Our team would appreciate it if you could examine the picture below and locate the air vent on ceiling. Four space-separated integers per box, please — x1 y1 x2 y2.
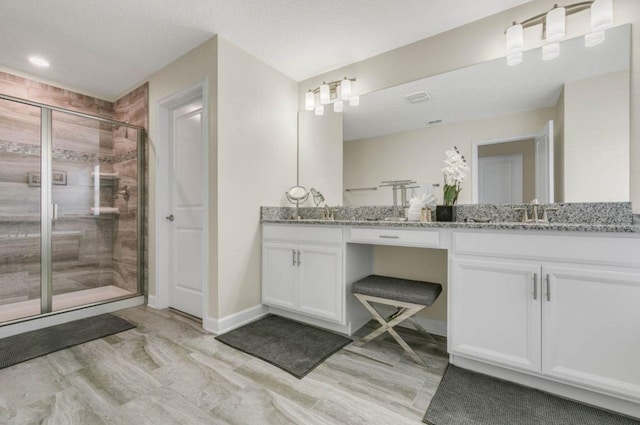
405 91 432 103
426 119 443 126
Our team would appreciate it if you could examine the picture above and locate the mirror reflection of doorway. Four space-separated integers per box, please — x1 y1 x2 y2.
478 153 524 204
474 120 554 204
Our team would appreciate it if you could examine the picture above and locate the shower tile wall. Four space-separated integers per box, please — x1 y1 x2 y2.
112 83 148 294
0 72 147 308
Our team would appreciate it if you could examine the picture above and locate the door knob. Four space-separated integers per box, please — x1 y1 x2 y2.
166 214 174 221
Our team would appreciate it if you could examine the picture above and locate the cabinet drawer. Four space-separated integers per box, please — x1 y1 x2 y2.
452 231 640 266
262 224 343 244
347 227 440 248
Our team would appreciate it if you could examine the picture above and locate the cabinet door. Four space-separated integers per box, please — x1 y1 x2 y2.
262 242 297 310
450 258 542 373
297 245 343 322
542 266 640 400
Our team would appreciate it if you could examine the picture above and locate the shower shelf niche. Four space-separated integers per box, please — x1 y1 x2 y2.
91 171 120 180
90 207 120 215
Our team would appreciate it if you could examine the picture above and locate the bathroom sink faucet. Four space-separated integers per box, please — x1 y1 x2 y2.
322 205 334 220
514 200 557 223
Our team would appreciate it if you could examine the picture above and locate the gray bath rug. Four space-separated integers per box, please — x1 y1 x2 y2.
0 313 135 369
424 365 640 425
215 314 352 378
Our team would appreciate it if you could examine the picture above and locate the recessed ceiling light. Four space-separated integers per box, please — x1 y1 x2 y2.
28 56 50 68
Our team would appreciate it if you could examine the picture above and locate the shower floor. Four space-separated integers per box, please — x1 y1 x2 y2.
0 285 134 323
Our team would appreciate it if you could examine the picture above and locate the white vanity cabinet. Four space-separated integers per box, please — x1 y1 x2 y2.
450 231 640 403
262 225 344 323
450 258 542 373
542 265 640 401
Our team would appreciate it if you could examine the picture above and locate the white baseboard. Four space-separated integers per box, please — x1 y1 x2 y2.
203 304 269 335
268 307 353 335
0 296 144 339
146 295 159 309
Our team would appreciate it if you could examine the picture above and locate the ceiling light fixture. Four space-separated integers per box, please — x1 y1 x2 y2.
405 91 432 103
28 56 50 67
505 0 613 66
305 77 358 115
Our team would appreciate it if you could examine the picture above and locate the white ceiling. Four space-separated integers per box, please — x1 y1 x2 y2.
0 0 533 100
343 25 631 142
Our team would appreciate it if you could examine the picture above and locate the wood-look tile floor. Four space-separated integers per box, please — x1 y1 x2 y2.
0 306 449 424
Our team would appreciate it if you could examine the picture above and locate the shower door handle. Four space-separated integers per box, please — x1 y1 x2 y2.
52 203 58 221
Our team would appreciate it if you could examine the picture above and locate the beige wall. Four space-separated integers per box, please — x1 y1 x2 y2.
564 70 630 202
147 38 220 315
478 139 536 202
301 0 640 213
374 247 448 322
298 111 343 206
216 37 298 317
344 108 554 206
147 37 297 319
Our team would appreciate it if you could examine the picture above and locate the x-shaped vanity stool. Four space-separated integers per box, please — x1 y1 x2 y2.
351 275 442 366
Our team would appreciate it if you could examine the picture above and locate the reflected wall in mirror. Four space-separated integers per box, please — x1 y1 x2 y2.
342 24 630 206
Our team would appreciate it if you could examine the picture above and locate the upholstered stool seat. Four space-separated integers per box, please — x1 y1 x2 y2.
351 274 442 366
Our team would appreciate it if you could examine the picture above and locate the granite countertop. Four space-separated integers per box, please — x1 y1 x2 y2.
260 218 640 233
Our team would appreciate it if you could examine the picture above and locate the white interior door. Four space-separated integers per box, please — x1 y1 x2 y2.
478 154 523 204
535 120 554 203
168 100 204 318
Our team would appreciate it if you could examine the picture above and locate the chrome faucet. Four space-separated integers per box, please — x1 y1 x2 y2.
322 205 335 220
514 200 557 223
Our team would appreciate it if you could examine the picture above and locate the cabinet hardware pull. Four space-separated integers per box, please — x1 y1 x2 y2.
292 249 296 266
378 235 400 239
533 273 538 300
546 274 551 301
297 250 302 266
52 203 58 221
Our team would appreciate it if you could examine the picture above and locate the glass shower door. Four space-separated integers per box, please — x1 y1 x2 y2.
0 98 42 322
50 111 131 311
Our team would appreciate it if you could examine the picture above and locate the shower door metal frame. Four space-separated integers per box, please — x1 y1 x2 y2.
0 93 145 319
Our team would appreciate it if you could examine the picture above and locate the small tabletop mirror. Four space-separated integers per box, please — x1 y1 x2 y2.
286 185 309 204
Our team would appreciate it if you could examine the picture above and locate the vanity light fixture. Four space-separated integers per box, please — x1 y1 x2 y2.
505 0 613 66
305 77 358 115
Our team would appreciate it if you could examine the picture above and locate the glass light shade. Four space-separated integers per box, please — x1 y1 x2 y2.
506 24 524 55
340 78 352 100
591 0 613 32
319 83 330 105
314 105 324 116
305 90 315 111
545 7 566 42
585 31 606 47
333 100 344 113
542 42 560 61
349 96 360 107
507 51 523 66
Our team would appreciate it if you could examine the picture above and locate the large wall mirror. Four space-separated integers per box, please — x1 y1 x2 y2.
336 24 630 207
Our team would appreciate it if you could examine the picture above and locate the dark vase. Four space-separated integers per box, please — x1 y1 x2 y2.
436 205 456 222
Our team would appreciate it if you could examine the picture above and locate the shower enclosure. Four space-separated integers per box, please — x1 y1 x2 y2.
0 94 143 324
